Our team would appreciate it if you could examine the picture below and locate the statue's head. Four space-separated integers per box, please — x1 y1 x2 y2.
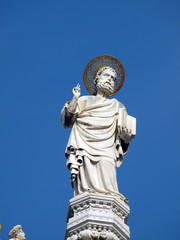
94 66 117 97
9 225 26 240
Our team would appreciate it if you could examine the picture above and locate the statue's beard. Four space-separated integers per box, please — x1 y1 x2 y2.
96 82 114 96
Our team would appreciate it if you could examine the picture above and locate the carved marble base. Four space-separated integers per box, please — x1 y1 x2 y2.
64 193 130 240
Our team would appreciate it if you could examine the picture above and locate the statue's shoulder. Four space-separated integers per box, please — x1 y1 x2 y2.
78 95 96 104
111 98 126 109
78 95 94 101
77 95 94 111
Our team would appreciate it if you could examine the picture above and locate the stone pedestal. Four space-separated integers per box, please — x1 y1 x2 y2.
65 193 130 240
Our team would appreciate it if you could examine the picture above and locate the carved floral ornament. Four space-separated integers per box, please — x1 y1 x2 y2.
67 228 122 240
83 55 125 96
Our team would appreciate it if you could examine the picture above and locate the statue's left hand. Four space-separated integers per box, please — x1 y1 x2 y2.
119 126 132 143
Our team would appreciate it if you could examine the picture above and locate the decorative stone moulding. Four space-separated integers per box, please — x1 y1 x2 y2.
65 193 130 240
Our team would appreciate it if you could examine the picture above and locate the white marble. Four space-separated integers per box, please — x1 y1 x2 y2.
65 193 130 240
61 67 136 202
9 225 26 240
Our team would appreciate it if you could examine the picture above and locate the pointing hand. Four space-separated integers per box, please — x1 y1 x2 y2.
72 83 81 98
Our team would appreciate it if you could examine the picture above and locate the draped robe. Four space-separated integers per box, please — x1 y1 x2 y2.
61 95 130 201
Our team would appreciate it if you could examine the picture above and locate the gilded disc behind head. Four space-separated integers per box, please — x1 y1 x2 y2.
83 55 125 96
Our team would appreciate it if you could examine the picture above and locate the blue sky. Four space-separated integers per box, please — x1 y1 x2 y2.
0 0 180 239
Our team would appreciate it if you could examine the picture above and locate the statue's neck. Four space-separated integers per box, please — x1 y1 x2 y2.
96 90 109 99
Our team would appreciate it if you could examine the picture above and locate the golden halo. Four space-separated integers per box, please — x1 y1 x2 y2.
83 55 125 96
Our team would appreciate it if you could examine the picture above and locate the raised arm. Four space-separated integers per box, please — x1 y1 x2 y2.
61 84 81 128
67 84 81 113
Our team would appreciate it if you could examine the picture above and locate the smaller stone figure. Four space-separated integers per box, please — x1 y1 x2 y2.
9 225 26 240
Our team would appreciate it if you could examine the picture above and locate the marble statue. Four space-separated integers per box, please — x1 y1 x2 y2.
9 225 26 240
61 56 136 203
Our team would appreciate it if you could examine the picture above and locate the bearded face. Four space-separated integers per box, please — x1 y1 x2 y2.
16 230 26 240
95 67 116 96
